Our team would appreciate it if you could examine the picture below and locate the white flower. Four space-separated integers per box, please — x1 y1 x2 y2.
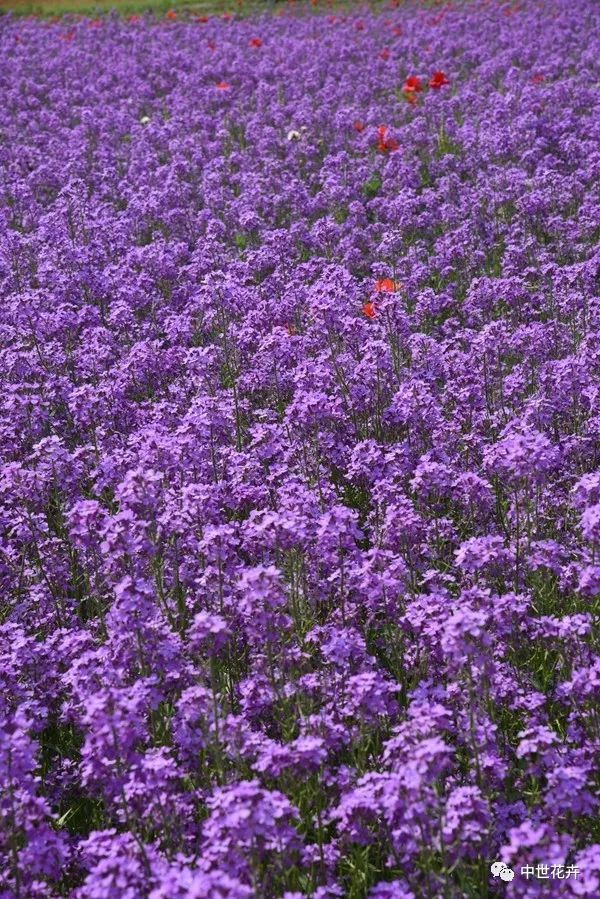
140 116 151 125
287 129 301 142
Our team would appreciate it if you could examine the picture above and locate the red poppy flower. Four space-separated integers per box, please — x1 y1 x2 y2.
532 73 545 84
376 126 399 153
392 26 403 36
379 48 391 61
250 37 263 47
375 278 399 293
430 71 450 89
403 75 423 94
216 81 231 90
195 15 209 23
222 12 233 20
354 120 365 132
363 302 377 319
128 14 140 23
165 10 177 20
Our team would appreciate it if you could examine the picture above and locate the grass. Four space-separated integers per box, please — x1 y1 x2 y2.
0 0 378 18
3 0 258 16
0 0 439 20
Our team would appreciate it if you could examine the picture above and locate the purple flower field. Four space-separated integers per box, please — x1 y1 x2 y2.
1 1 600 895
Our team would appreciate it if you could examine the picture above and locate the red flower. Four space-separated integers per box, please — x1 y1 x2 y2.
222 12 233 21
375 278 399 293
392 26 403 36
429 71 450 89
363 302 377 319
128 14 140 23
216 81 231 90
195 15 209 23
355 21 365 31
376 125 399 153
249 37 263 47
354 120 365 132
403 75 423 94
165 10 177 20
379 48 391 61
532 73 545 84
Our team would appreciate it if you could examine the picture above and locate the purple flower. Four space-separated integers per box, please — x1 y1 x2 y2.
2 3 600 895
201 780 301 883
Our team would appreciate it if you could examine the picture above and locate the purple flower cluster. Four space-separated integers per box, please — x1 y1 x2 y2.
1 1 600 895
